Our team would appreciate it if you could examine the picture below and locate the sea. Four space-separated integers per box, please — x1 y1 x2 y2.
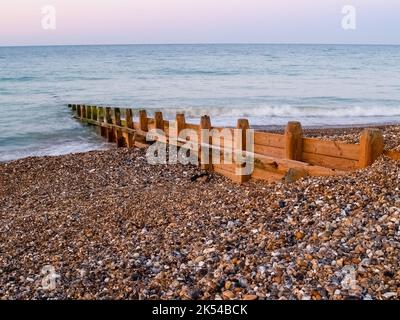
1 44 400 162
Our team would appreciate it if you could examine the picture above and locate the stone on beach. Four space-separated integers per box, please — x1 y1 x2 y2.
0 126 399 300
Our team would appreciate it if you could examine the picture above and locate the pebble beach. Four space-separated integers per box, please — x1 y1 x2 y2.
0 125 399 300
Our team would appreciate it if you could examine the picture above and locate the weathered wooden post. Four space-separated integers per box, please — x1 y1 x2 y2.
125 108 135 148
359 128 384 168
76 104 81 118
114 108 125 147
284 121 303 161
86 105 92 121
200 115 212 171
81 105 86 120
133 110 148 147
139 110 149 132
72 104 77 112
98 107 107 138
105 107 115 143
97 106 104 122
235 119 252 183
154 111 164 131
92 106 98 122
176 114 186 136
98 107 107 137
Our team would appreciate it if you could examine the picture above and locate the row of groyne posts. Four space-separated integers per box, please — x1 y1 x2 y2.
68 103 395 183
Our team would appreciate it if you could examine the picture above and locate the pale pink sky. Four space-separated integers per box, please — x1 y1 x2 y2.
0 0 399 46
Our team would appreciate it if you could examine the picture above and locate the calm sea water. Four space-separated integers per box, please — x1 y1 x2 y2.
1 44 400 162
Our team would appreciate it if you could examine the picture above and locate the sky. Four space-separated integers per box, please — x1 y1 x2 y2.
0 0 399 46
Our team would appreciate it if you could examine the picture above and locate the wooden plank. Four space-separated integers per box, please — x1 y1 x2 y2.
254 132 285 148
213 163 236 173
254 154 346 176
186 123 200 131
252 168 284 182
134 141 149 148
305 165 345 177
384 149 400 161
253 144 284 158
303 138 360 161
302 152 358 171
213 166 244 183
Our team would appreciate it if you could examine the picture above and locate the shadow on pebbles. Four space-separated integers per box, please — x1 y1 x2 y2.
0 146 399 300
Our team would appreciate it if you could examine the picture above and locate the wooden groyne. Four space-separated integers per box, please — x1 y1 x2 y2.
68 104 393 183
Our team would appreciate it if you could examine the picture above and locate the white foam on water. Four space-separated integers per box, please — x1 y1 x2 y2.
144 105 400 126
0 141 110 163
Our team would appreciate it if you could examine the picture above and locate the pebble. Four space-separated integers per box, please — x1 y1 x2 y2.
382 292 397 299
0 132 399 300
243 295 258 300
222 291 235 300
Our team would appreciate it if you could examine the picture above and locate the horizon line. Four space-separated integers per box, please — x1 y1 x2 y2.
1 41 400 48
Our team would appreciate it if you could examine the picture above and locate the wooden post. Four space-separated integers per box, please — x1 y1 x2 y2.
92 106 98 122
105 107 115 143
135 110 149 147
98 106 104 122
176 113 186 135
139 110 148 132
81 104 86 120
359 128 384 168
125 108 135 148
154 111 164 131
284 121 303 161
235 119 251 183
86 105 92 121
114 108 125 147
200 115 212 171
91 105 98 135
76 104 81 118
98 107 107 138
71 104 77 112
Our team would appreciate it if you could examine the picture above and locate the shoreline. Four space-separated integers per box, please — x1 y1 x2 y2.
2 123 400 164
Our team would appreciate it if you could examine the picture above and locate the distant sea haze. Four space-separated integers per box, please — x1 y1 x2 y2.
0 44 400 162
